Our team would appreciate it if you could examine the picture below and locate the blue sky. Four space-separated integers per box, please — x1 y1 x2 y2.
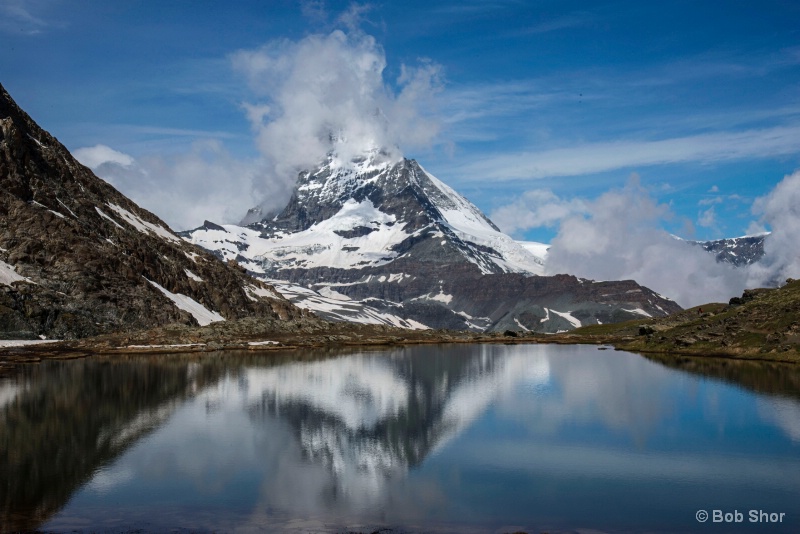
2 0 800 243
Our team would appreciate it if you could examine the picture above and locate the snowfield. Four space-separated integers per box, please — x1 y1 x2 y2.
186 155 549 276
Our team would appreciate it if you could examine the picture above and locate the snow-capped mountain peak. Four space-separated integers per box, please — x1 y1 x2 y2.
213 153 546 276
184 151 679 332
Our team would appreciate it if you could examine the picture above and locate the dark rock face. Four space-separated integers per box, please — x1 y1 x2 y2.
0 83 302 339
275 261 681 332
693 235 766 266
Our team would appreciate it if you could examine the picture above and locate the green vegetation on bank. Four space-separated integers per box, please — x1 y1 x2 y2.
570 279 800 363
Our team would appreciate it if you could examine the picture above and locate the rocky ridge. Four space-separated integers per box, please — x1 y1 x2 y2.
0 82 304 339
693 234 766 266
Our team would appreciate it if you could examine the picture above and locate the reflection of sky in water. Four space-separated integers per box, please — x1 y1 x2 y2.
41 345 800 533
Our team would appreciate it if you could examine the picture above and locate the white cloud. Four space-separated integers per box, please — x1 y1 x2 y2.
335 2 375 32
544 178 748 307
300 0 327 23
698 196 723 206
746 170 800 286
0 0 50 34
708 185 720 193
75 21 444 231
81 141 285 231
506 170 800 308
74 144 135 169
697 206 717 228
489 189 586 237
451 125 800 183
231 28 443 180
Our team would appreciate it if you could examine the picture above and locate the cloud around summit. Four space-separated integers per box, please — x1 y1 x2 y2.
76 19 444 230
232 27 443 178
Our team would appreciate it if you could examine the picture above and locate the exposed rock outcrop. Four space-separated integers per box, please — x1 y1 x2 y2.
0 83 303 339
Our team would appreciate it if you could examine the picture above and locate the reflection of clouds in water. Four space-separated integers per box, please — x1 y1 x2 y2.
431 345 550 455
0 380 22 410
86 466 135 493
460 440 800 490
758 397 800 442
496 349 674 446
91 382 291 497
241 355 409 430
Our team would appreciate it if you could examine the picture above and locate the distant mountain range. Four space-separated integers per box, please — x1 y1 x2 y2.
0 83 303 340
691 234 766 266
185 152 682 332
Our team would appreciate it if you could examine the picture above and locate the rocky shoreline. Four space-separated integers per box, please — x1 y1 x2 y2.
0 318 582 375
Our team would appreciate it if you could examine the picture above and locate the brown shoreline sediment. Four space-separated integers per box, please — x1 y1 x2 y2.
0 319 610 377
1 327 796 379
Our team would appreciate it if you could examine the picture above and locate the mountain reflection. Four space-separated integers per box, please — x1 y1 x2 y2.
0 356 227 531
242 346 550 500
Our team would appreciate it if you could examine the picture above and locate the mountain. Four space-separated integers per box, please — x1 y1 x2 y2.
692 234 767 266
0 82 303 339
185 152 682 332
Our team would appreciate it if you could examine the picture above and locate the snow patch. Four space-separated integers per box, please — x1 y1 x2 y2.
57 199 78 218
549 309 582 329
184 251 201 263
271 280 428 329
0 260 32 286
188 199 410 271
126 344 205 349
107 203 180 243
184 269 203 282
516 240 550 262
0 339 58 347
622 307 652 317
427 289 453 304
95 207 124 230
317 286 352 301
540 308 551 323
244 284 281 301
145 278 224 326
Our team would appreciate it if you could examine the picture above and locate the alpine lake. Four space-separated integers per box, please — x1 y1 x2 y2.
2 343 799 533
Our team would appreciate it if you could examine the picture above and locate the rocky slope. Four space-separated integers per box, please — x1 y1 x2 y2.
0 82 304 339
572 278 800 362
185 152 682 332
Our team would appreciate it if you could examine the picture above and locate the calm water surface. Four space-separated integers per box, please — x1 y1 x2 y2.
1 344 799 533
